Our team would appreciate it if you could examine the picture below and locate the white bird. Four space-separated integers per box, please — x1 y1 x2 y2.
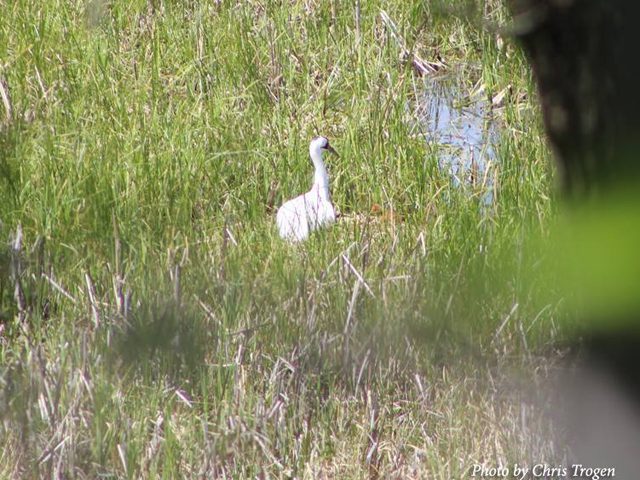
276 136 339 242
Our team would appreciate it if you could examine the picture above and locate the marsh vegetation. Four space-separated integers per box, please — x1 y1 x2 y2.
0 0 565 477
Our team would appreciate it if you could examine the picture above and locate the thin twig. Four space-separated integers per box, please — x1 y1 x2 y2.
85 272 100 327
493 302 519 342
10 225 27 312
341 254 375 297
355 0 362 52
42 273 77 305
173 263 182 306
194 294 219 324
344 279 362 334
112 210 124 314
0 75 13 122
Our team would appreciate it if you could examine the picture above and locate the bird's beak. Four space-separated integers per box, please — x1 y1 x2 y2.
326 144 340 158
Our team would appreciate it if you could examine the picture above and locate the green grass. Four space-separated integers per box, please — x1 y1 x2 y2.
0 0 564 477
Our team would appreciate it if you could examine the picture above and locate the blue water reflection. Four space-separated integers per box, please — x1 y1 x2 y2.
412 75 499 205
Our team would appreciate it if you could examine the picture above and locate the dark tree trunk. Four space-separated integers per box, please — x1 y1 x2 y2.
510 0 640 196
509 1 640 474
510 0 640 397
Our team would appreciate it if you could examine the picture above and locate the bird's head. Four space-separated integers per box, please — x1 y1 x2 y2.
310 136 339 159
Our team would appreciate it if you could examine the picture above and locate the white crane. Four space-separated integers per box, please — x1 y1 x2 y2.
276 136 339 242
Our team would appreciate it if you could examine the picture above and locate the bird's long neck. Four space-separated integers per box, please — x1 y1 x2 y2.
311 150 331 201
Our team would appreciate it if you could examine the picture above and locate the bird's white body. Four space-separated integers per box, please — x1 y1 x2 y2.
276 186 336 242
276 137 337 242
